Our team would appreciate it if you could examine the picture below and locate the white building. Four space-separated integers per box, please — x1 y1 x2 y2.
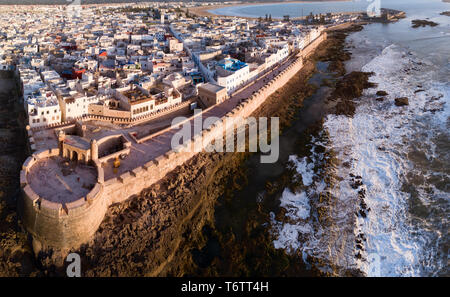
216 58 250 94
25 88 61 128
59 91 100 121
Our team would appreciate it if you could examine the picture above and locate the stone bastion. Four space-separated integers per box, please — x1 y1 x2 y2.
19 32 327 251
20 148 107 250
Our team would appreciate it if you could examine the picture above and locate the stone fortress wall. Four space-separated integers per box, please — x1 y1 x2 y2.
20 148 106 249
21 32 327 250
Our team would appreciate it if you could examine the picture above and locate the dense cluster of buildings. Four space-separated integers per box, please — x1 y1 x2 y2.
0 2 338 128
170 17 325 95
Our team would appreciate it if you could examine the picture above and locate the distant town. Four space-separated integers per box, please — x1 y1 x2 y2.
0 2 402 131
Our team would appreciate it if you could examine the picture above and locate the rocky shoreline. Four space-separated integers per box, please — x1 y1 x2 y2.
255 24 383 276
0 24 367 277
70 54 321 277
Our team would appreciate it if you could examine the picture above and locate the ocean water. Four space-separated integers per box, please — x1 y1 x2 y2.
210 0 450 19
220 0 449 276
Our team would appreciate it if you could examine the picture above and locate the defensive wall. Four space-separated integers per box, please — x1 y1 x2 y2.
20 148 106 249
21 33 327 250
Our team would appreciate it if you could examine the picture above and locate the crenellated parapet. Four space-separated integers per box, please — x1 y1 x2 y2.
19 33 327 251
20 148 106 250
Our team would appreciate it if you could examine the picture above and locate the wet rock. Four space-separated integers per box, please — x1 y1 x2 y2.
431 94 443 101
360 200 368 210
395 97 409 106
359 210 367 218
330 71 377 116
376 97 385 102
358 189 366 198
376 90 388 96
411 19 439 28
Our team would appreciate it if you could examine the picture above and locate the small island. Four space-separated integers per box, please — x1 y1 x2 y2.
411 19 439 28
440 11 450 16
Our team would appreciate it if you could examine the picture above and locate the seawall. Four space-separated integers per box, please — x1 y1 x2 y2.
21 33 327 250
20 148 105 250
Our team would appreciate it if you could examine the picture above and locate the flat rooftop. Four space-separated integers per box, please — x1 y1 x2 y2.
65 135 90 150
199 83 226 93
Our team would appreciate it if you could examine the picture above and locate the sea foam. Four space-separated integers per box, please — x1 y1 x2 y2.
272 43 449 276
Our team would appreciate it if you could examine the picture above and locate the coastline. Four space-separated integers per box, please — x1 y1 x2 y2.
252 24 376 276
2 20 365 276
4 27 332 276
69 25 365 277
190 0 353 19
76 48 322 277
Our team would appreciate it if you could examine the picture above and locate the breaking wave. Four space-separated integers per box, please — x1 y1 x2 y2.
272 44 449 276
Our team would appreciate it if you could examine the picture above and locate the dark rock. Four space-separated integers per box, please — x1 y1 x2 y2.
376 90 388 96
331 71 376 116
394 97 409 106
411 19 439 28
376 97 384 101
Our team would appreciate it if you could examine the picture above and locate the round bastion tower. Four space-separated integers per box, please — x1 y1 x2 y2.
20 145 106 251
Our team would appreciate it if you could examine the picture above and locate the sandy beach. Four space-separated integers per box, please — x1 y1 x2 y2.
190 0 350 19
